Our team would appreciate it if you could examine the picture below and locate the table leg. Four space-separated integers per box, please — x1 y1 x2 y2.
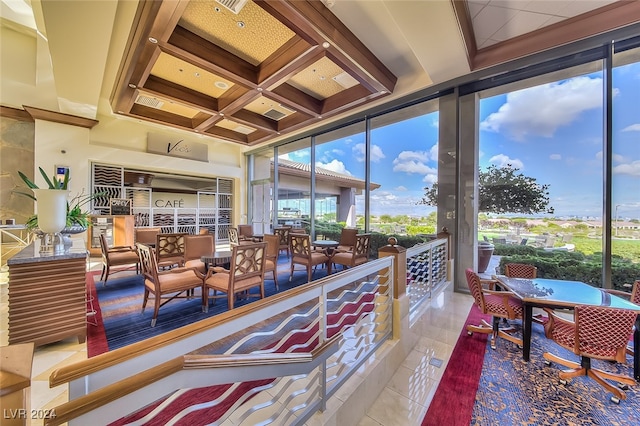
634 315 639 382
522 304 532 361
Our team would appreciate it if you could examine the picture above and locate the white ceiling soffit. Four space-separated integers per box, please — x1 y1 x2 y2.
33 0 119 119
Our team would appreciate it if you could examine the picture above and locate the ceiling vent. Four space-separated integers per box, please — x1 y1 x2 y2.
215 0 248 14
135 95 164 109
332 71 359 89
233 124 255 134
263 108 287 121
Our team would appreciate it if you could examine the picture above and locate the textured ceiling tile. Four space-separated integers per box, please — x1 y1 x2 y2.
287 57 353 100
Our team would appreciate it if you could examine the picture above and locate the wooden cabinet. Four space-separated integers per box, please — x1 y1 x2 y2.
7 239 88 347
87 215 135 256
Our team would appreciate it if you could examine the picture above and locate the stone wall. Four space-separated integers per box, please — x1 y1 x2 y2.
0 116 34 224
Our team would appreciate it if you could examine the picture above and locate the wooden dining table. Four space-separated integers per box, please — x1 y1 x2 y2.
200 250 233 270
494 276 640 381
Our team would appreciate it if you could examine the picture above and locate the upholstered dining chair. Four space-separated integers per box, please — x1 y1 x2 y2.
542 305 637 403
135 227 161 246
155 233 186 270
99 233 139 285
331 233 371 272
228 227 240 247
238 224 260 242
336 228 358 253
263 234 280 290
202 242 267 311
465 268 524 349
274 226 292 258
504 263 537 279
289 233 331 283
605 280 640 356
136 243 205 327
184 233 215 275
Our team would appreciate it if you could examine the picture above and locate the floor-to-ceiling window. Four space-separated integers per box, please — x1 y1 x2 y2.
314 122 366 239
275 138 312 231
612 45 640 286
369 99 440 237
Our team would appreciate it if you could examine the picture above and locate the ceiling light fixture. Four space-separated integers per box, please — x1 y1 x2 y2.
194 72 200 77
322 42 330 49
237 21 245 28
148 37 158 44
257 87 263 92
214 81 229 89
128 83 137 89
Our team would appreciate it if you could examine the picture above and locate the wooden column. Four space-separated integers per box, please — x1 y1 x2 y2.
378 237 407 299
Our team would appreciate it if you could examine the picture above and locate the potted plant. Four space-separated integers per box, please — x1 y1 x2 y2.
16 167 100 234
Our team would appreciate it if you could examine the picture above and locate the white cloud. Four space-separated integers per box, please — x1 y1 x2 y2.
613 160 640 176
595 151 627 163
353 143 385 162
392 150 436 175
488 154 524 169
550 154 561 160
480 76 614 141
316 159 351 175
622 124 640 132
395 186 408 191
429 144 438 161
423 173 438 184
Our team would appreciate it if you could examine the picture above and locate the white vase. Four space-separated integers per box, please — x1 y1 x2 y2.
33 189 68 234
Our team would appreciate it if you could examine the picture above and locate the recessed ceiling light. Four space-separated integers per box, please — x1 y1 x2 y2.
194 72 200 77
128 83 137 89
237 21 245 28
214 6 221 12
148 37 158 44
257 87 263 92
214 81 229 89
220 113 224 116
322 42 330 49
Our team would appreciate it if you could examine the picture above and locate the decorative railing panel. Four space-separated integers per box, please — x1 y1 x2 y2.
406 238 449 317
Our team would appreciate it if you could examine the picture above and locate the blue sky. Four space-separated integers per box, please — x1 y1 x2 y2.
280 60 639 220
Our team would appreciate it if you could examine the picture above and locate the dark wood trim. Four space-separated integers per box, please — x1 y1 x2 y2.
0 105 33 122
22 106 98 129
451 0 476 68
129 103 195 129
472 1 640 70
144 75 219 114
269 83 322 116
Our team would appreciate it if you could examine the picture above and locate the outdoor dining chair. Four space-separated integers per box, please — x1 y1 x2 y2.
604 280 640 357
263 234 280 290
542 305 637 403
331 233 371 272
274 226 292 258
336 228 358 253
136 243 205 327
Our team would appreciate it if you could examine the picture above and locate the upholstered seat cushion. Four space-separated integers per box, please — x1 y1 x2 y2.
484 294 524 318
293 252 329 266
332 251 366 266
205 272 262 292
110 251 140 263
144 269 203 293
184 259 206 274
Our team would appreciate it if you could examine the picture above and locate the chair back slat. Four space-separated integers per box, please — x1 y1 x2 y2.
465 268 486 312
290 233 311 258
231 243 266 279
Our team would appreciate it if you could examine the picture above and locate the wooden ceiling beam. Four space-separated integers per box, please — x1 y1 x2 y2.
269 83 322 116
231 110 278 133
144 75 219 114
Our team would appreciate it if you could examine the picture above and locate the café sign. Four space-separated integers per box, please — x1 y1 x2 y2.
147 133 208 162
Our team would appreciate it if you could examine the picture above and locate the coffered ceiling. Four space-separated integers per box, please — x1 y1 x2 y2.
111 0 397 147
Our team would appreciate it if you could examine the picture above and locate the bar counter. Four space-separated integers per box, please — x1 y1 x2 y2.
7 238 88 347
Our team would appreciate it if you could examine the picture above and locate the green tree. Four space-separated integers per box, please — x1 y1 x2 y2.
419 164 553 215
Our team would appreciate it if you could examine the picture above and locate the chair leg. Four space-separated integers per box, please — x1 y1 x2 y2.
307 265 312 283
100 265 106 283
587 370 628 401
272 270 279 290
151 293 161 327
227 292 234 310
103 264 111 286
202 287 208 313
141 288 149 312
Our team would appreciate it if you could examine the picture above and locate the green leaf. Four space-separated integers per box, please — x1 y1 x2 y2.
39 167 56 189
17 171 39 189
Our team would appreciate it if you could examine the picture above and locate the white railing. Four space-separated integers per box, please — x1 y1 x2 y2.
406 238 449 319
49 257 393 426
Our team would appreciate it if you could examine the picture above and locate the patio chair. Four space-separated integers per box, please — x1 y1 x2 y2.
99 233 139 285
136 243 205 327
202 242 267 311
465 268 524 350
289 233 331 283
542 305 637 403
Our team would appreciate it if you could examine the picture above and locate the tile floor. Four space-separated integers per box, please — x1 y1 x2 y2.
1 258 475 426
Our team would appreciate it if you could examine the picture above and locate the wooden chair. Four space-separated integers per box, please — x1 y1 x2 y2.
99 233 139 285
542 305 637 403
203 242 267 311
336 228 358 252
136 243 205 327
134 227 161 246
331 233 371 272
289 233 331 283
263 234 280 290
274 226 292 258
228 227 240 247
238 224 260 242
184 234 215 275
156 233 186 269
465 268 524 349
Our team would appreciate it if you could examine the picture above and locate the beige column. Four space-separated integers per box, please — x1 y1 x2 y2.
0 342 34 426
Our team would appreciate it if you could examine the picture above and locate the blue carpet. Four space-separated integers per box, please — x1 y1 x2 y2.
471 320 639 424
94 255 330 351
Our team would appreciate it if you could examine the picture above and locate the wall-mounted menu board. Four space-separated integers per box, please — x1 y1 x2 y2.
109 198 132 215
